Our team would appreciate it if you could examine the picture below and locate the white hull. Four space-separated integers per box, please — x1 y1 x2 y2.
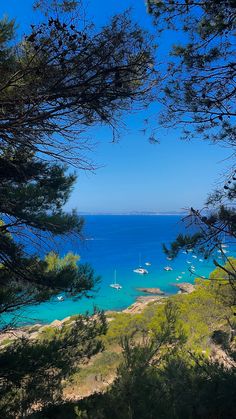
110 284 122 290
133 268 148 274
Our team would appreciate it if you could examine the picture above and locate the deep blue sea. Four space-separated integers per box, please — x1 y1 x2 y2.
8 215 234 325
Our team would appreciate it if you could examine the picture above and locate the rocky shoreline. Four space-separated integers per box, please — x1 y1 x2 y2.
0 283 195 345
0 316 74 347
122 295 165 314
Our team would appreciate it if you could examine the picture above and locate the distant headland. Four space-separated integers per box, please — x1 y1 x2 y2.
79 211 188 216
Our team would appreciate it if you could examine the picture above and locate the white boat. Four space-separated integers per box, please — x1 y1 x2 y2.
57 296 64 301
164 266 173 271
188 249 193 252
182 271 185 274
167 257 173 261
182 251 187 255
192 255 197 259
110 270 122 290
187 261 191 264
133 267 148 274
199 259 203 262
110 283 122 290
133 254 148 274
145 262 151 266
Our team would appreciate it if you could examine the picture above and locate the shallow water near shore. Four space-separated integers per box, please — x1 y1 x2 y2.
5 215 235 326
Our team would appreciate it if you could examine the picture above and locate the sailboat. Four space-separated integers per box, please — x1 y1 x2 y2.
133 253 148 274
110 270 122 290
164 266 173 271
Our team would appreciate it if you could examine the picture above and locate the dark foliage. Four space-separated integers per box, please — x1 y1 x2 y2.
147 0 236 286
147 0 236 146
0 2 156 322
30 302 236 419
0 6 155 167
0 312 107 417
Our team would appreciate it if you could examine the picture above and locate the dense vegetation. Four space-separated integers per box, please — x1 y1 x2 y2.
0 312 107 417
17 261 235 418
0 0 155 324
0 0 155 416
148 0 236 279
148 0 236 145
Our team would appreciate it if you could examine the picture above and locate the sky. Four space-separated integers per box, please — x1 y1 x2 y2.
0 0 232 213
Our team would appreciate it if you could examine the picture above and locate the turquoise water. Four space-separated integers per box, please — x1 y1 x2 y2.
6 215 234 325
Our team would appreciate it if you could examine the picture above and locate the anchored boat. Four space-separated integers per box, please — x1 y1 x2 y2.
110 270 122 290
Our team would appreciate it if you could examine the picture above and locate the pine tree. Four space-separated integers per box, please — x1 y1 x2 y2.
0 3 155 414
0 4 155 325
147 0 236 281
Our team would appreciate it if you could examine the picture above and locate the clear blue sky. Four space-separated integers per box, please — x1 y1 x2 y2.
0 0 231 213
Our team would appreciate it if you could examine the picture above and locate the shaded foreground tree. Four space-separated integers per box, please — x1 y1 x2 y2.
143 6 236 414
0 2 156 415
147 0 236 144
73 351 236 419
0 312 107 417
0 1 155 323
147 0 236 284
1 3 155 167
29 299 236 419
0 149 100 326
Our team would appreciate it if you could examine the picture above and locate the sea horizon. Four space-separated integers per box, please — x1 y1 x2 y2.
78 211 188 216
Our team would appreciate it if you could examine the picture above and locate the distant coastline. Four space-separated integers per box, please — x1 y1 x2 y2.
79 212 188 216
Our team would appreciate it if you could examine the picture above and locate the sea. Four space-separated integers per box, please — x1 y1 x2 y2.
6 215 234 326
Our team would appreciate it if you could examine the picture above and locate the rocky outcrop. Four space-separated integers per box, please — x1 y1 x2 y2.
175 282 195 294
136 287 165 295
123 296 164 314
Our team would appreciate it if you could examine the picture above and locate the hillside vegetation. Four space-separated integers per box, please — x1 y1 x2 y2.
2 260 235 418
